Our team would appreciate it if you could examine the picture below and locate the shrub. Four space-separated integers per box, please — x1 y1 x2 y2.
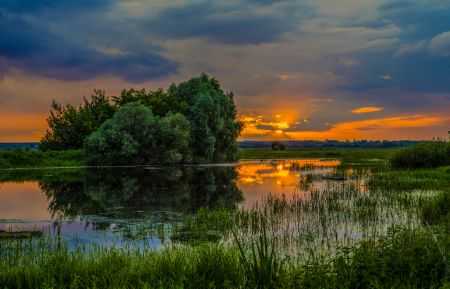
390 142 450 169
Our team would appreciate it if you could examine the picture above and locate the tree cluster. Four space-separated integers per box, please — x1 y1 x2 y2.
40 75 243 165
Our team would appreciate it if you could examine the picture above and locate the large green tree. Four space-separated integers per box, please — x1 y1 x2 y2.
85 102 191 165
41 74 242 164
40 90 115 150
167 74 243 162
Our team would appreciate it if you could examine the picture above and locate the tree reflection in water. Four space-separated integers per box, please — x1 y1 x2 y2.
39 166 243 241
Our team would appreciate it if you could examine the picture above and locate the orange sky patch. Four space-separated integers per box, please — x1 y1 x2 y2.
0 113 47 142
351 106 384 114
241 114 449 140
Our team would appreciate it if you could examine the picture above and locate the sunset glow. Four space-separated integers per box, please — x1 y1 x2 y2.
1 1 450 141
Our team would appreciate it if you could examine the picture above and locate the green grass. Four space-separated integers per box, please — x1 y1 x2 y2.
0 225 448 289
0 149 83 169
239 147 401 165
0 147 400 171
390 142 450 169
1 147 450 288
1 184 449 288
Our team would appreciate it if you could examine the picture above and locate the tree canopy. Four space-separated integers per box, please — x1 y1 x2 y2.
40 74 243 164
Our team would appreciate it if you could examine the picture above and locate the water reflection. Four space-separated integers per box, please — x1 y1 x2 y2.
236 159 341 208
43 167 242 220
0 159 342 247
0 182 51 221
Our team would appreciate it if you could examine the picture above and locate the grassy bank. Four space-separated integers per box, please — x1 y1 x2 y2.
0 149 83 169
0 147 398 171
239 147 400 165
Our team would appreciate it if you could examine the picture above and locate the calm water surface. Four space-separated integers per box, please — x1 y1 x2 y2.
0 159 358 248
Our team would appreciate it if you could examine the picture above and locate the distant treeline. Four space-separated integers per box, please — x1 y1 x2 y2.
240 140 421 149
0 143 39 150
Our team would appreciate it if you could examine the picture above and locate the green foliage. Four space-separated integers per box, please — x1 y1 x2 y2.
39 74 242 164
167 74 243 162
112 88 184 117
40 90 116 150
239 147 400 166
234 216 286 289
1 227 449 289
421 190 450 226
329 228 449 289
390 141 450 169
85 102 191 165
368 167 450 192
0 149 83 169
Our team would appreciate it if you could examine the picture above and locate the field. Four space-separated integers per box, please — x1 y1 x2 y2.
0 146 449 288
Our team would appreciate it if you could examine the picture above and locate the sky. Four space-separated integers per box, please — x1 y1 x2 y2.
1 0 450 141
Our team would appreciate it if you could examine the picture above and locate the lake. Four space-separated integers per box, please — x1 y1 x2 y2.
0 159 420 252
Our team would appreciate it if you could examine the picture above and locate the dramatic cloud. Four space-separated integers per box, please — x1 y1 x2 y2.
0 3 177 82
1 0 450 141
144 1 307 44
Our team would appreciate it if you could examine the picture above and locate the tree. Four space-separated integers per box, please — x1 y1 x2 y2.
85 102 191 165
167 74 243 162
112 88 186 117
271 142 286 151
40 74 242 164
40 90 115 150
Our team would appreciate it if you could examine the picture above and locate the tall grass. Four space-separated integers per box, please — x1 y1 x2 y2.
1 226 448 289
1 190 449 288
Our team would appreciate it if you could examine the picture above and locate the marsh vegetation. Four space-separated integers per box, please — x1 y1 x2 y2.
0 144 449 288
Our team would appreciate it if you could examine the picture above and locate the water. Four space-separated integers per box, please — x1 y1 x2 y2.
0 159 419 250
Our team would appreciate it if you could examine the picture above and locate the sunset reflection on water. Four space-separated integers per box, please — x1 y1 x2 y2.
236 159 341 208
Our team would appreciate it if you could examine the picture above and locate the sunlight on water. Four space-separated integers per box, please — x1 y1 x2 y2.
236 159 340 208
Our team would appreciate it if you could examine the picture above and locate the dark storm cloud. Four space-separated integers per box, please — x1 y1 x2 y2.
0 0 112 14
0 1 177 82
334 1 450 100
381 2 450 41
145 2 305 44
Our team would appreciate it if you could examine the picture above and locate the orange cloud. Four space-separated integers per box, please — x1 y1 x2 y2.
241 114 449 140
351 106 384 114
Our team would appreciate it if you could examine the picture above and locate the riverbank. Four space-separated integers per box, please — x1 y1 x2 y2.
0 147 401 170
0 149 83 169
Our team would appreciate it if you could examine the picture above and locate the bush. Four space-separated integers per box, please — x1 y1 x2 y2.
390 142 450 169
271 142 286 151
85 102 191 165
